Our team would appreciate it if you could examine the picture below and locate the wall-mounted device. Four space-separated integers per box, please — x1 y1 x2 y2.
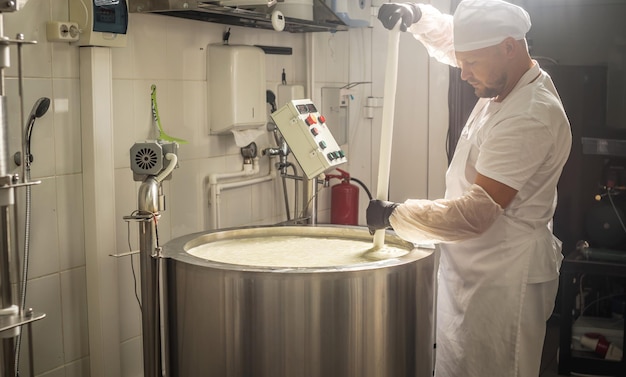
271 99 347 179
207 44 266 134
130 140 178 181
69 0 128 47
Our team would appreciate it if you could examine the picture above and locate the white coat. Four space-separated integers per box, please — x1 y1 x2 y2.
395 4 572 377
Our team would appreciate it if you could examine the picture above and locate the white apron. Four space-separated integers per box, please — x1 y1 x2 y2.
434 101 558 377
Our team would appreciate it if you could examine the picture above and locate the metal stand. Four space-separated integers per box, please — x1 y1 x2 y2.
0 310 46 377
0 10 45 376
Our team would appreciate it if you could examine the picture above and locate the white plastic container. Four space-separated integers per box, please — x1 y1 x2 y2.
207 44 266 134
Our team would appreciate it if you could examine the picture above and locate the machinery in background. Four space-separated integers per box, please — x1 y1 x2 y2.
270 99 346 180
124 140 179 377
269 98 352 224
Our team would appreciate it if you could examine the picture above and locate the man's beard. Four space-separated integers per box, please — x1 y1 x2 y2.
475 86 499 98
473 73 506 99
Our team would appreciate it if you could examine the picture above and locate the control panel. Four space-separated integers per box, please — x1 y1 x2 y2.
271 99 347 179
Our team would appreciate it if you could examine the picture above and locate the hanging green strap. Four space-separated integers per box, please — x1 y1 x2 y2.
150 84 188 144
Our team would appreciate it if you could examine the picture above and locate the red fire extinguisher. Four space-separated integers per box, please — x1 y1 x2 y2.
326 168 359 225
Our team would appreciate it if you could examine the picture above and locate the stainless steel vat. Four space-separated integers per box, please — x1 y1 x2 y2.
162 225 435 377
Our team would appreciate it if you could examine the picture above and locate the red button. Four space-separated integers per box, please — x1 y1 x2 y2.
310 127 319 136
305 114 317 126
318 115 326 123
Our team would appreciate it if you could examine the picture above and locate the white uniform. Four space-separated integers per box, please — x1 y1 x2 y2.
392 4 572 377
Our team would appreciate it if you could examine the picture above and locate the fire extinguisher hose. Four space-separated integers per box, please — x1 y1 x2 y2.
350 177 373 200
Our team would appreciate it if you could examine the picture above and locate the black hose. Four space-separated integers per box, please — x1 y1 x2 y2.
350 177 373 200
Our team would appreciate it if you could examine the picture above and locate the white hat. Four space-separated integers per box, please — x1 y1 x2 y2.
453 0 531 52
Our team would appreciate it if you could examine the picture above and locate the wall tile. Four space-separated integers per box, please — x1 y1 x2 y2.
53 77 82 175
117 255 142 342
56 173 85 270
113 79 136 169
176 80 210 160
60 267 89 362
37 366 65 377
22 273 64 376
120 337 143 377
64 357 91 377
114 168 139 253
3 0 53 79
164 17 214 81
170 156 227 235
128 14 169 80
24 176 61 279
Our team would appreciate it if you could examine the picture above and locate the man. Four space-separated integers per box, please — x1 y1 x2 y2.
368 1 572 377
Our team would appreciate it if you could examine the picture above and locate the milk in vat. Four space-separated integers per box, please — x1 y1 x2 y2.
187 236 409 267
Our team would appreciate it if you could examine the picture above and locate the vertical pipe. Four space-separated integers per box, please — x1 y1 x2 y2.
0 15 5 96
16 34 25 185
0 94 17 376
138 177 163 377
0 206 16 376
139 220 161 377
302 177 318 224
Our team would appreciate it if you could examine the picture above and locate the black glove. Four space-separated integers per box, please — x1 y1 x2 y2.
366 200 399 235
377 3 422 32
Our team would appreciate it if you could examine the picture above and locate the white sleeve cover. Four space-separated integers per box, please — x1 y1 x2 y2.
389 184 504 244
407 4 457 67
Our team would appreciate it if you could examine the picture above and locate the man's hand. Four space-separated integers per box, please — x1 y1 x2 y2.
366 200 399 234
377 3 422 32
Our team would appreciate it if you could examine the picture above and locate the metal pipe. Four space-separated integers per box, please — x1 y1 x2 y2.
302 177 318 224
138 177 163 377
0 93 18 376
16 33 25 185
139 218 161 377
0 204 16 376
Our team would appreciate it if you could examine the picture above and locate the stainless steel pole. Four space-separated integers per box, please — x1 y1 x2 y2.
138 177 163 377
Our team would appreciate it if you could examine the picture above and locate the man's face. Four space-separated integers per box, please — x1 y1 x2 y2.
455 43 507 98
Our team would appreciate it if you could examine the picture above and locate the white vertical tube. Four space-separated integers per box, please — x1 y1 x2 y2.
373 28 401 249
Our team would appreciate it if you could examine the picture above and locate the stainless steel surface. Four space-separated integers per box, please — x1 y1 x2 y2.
0 311 45 333
139 217 163 377
162 225 435 377
138 177 166 377
128 0 349 33
138 177 160 214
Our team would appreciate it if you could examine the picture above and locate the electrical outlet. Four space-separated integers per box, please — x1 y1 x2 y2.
46 21 80 42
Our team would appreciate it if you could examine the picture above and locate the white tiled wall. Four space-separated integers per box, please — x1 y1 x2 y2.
1 1 439 376
1 0 353 375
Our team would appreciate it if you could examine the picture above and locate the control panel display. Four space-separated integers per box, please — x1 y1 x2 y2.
271 99 346 179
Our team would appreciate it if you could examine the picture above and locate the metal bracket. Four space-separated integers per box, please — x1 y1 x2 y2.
123 213 158 222
0 174 41 190
109 250 140 258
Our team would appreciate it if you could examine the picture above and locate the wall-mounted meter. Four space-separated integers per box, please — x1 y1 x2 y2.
69 0 128 47
271 99 347 179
